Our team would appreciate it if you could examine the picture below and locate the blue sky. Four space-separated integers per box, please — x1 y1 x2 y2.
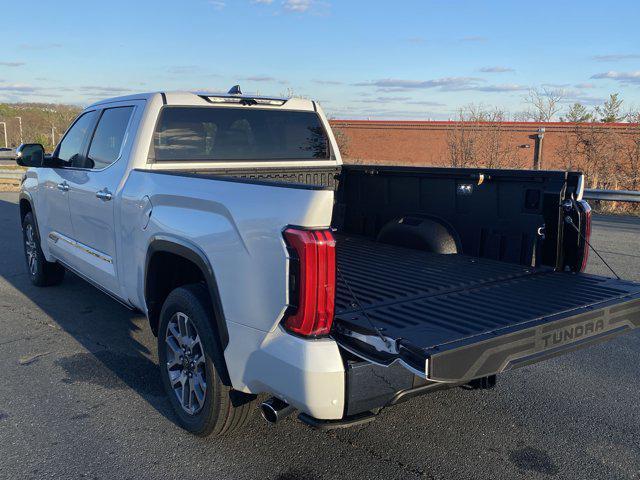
1 0 640 119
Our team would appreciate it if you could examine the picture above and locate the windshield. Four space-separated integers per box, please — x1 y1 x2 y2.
153 106 330 161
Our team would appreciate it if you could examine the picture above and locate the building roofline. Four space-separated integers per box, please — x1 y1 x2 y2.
329 119 639 127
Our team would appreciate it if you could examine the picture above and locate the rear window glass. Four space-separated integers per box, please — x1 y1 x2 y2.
153 107 330 161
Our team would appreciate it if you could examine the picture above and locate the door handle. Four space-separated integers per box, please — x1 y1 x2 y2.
57 182 69 192
96 188 113 201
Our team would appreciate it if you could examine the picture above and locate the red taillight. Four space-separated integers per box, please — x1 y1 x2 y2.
283 228 336 337
579 201 592 272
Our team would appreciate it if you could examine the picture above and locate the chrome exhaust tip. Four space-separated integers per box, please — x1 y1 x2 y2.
260 397 295 424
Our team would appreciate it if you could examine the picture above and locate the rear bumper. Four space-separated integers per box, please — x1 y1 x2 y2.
344 360 459 416
423 296 640 382
224 321 345 420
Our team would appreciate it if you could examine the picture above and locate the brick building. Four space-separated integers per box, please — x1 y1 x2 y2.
329 120 639 179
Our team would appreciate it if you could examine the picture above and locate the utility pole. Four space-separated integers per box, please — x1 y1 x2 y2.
51 125 56 146
0 122 7 148
15 117 23 144
533 127 545 170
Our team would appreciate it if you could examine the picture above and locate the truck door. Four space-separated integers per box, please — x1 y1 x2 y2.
41 111 97 265
65 103 137 297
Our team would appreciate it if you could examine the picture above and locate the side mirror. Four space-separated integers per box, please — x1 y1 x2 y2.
16 143 45 167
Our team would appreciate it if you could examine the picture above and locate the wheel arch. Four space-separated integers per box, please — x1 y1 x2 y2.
19 193 44 250
377 214 462 254
19 192 35 226
144 237 230 358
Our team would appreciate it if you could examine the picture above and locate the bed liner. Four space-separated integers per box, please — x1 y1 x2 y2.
333 234 640 382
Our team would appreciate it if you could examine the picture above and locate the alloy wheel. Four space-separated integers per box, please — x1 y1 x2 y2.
24 224 38 276
165 312 207 415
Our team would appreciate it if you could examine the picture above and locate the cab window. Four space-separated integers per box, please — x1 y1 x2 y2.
86 107 134 170
56 111 97 166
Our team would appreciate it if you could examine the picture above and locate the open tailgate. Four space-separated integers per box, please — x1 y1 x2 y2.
332 235 640 383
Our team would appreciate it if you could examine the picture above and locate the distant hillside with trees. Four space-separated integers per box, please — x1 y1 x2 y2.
0 103 82 151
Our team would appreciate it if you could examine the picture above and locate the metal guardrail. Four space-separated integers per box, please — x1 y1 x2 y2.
584 189 640 203
0 168 24 181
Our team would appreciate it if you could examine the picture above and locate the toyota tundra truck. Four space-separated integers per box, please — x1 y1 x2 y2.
16 88 640 436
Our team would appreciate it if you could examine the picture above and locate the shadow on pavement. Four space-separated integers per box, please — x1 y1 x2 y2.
0 196 177 424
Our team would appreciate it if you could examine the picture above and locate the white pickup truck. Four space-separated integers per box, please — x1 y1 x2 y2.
17 89 640 436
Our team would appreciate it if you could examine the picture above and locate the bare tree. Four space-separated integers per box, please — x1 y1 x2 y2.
512 110 534 122
332 126 351 159
572 123 623 189
622 111 640 191
523 87 564 122
447 104 515 168
475 108 513 168
447 107 478 167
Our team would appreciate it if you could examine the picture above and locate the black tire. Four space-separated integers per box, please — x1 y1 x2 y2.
22 212 65 287
157 283 255 436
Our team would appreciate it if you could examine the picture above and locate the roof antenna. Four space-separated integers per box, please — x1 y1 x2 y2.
228 85 242 95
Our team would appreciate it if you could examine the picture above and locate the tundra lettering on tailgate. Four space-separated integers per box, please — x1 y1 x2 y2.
538 317 605 349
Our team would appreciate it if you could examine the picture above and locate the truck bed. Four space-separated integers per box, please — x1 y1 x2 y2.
333 234 640 381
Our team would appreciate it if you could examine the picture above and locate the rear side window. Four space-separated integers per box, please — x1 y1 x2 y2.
153 107 330 161
87 106 134 170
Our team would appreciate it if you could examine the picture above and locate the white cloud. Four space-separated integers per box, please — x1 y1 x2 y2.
560 89 606 106
407 100 446 106
591 71 640 84
283 0 312 12
313 79 343 85
208 0 226 10
242 75 288 84
472 84 528 92
77 86 133 94
352 77 531 95
592 54 640 62
244 75 276 82
0 83 41 93
253 0 325 14
542 83 570 88
327 105 449 120
479 66 514 73
357 96 411 104
353 77 484 91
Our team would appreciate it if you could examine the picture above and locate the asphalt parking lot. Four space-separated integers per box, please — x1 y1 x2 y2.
1 191 639 480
